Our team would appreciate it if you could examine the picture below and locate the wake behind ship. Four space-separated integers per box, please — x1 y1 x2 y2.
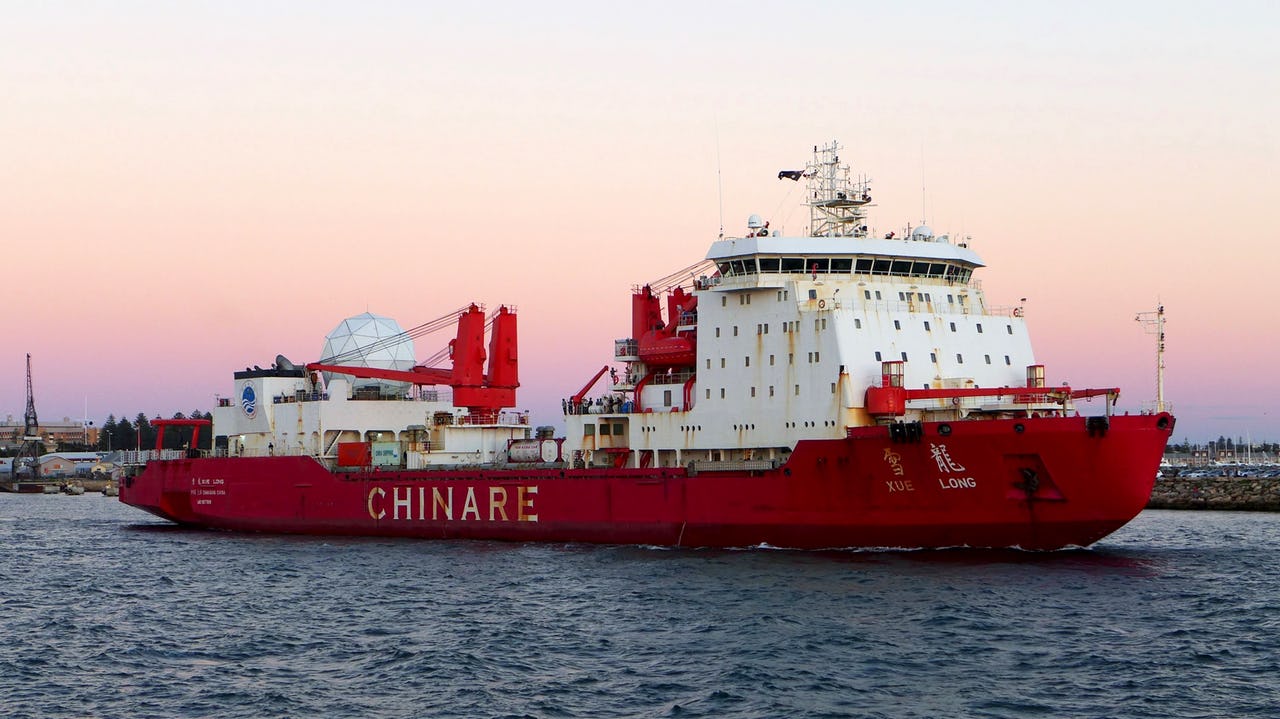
120 142 1174 550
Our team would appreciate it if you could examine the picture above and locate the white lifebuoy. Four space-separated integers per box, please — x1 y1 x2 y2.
818 299 826 309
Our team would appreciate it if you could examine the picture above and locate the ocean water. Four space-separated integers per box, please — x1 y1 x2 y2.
1 495 1277 719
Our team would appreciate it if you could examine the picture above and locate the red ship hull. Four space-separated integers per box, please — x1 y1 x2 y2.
120 413 1173 550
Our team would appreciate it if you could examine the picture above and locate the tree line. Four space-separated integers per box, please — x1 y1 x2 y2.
96 411 214 452
1166 437 1280 455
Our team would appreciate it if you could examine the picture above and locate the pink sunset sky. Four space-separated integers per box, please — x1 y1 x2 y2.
3 2 1277 443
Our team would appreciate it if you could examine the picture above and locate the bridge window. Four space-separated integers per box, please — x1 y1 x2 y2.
760 257 781 272
831 258 852 272
781 257 805 272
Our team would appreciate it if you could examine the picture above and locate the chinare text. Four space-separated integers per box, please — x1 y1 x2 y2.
367 485 538 522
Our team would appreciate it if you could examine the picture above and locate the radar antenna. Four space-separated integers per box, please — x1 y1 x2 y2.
804 141 873 238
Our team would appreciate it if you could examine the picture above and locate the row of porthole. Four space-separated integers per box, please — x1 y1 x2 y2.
648 421 845 432
933 423 1025 436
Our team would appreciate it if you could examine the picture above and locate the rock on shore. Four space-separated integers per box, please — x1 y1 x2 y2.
1147 476 1280 511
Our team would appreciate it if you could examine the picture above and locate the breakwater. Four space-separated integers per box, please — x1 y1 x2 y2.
1148 476 1280 511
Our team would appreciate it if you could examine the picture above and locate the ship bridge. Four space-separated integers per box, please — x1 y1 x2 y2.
705 235 983 285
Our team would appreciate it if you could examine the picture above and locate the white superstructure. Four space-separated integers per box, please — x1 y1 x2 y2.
563 142 1045 469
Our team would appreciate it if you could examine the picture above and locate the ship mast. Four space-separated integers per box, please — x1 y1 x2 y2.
1134 305 1166 413
805 141 873 238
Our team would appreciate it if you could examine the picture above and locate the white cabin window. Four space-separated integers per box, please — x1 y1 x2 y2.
720 358 726 368
901 352 908 361
715 327 721 338
794 384 800 396
924 321 931 331
855 318 862 329
977 323 984 334
1005 355 1012 365
733 326 739 337
875 291 882 300
769 354 775 366
875 351 882 361
664 390 672 407
769 386 775 397
985 355 991 364
957 354 964 364
789 353 794 365
722 296 727 307
706 359 711 369
930 352 937 362
745 356 750 367
831 382 837 394
705 388 711 399
864 290 871 299
894 320 901 330
720 388 725 399
1007 324 1013 334
751 387 756 397
950 322 957 332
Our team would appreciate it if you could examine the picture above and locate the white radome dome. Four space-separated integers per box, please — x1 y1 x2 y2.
910 225 934 239
319 312 416 393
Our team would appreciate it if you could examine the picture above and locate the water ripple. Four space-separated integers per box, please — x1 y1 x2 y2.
2 497 1279 717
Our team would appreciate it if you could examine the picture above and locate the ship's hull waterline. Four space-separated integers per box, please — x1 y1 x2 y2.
122 413 1172 551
